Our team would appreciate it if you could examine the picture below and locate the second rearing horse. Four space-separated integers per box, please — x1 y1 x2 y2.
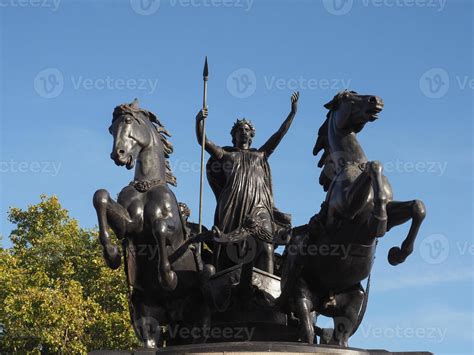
278 91 426 346
315 90 426 265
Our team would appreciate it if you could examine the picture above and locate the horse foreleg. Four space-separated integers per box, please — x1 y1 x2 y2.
342 162 388 238
329 286 365 347
130 288 165 348
293 279 315 344
367 161 389 238
341 168 372 220
93 189 132 269
152 220 178 291
386 200 426 266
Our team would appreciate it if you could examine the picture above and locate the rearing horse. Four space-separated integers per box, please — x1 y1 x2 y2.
279 91 426 346
93 99 208 347
316 91 425 264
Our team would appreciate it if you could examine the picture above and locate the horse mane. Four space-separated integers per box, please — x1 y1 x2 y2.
313 91 350 192
314 90 365 192
313 112 333 192
113 100 177 187
148 111 177 187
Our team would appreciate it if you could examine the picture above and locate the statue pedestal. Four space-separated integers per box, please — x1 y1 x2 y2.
127 342 431 355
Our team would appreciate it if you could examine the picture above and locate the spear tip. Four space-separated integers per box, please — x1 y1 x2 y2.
203 56 209 78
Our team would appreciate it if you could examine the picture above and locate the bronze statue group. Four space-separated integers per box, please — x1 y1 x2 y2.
93 82 425 348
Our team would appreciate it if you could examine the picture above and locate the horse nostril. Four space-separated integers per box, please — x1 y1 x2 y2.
118 149 125 156
369 96 376 104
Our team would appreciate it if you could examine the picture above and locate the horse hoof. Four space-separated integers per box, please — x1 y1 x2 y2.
202 264 216 280
157 269 178 291
165 270 178 291
144 339 157 348
388 246 406 266
102 244 121 270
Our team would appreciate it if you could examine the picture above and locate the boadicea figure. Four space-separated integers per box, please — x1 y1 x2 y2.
278 91 426 346
195 92 299 274
93 100 213 348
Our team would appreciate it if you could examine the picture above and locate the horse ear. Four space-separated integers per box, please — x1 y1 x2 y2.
324 94 339 110
131 98 139 109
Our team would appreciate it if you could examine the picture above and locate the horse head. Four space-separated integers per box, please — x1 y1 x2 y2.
108 99 157 169
324 90 384 133
109 99 177 187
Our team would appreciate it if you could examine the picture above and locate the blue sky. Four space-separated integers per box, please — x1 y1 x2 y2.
0 0 472 353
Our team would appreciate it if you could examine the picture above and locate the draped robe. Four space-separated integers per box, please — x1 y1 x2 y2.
206 146 290 238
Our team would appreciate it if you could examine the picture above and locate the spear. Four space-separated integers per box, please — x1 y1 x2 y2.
198 57 208 242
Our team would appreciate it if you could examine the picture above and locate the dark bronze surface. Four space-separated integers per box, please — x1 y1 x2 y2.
196 92 299 274
93 100 214 348
278 91 426 346
93 90 426 350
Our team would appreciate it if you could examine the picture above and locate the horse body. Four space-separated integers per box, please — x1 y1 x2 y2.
117 184 199 293
93 100 209 348
279 91 426 346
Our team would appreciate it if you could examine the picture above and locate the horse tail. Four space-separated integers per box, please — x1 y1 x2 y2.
351 273 371 336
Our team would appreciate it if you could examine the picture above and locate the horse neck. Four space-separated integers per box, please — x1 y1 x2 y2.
134 130 167 182
328 113 368 168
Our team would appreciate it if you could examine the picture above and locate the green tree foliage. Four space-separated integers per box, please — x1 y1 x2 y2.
0 195 139 353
